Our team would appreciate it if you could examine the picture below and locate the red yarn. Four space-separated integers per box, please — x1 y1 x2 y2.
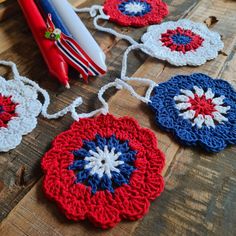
161 27 204 53
189 94 216 117
0 94 18 128
103 0 169 27
41 114 165 228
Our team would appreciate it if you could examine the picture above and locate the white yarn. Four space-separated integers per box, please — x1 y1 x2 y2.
0 61 84 152
120 44 158 102
18 75 83 119
84 146 123 179
71 78 153 121
72 4 166 103
73 5 138 45
141 19 224 66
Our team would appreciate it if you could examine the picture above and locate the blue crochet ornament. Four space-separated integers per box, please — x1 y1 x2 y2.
149 73 236 152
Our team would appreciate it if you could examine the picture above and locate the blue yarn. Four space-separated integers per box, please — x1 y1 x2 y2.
68 160 89 170
171 34 192 45
96 135 107 150
69 135 137 194
88 174 100 194
75 169 90 183
72 148 91 158
149 73 236 152
118 0 152 17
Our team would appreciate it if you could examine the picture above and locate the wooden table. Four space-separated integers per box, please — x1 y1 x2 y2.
0 0 236 235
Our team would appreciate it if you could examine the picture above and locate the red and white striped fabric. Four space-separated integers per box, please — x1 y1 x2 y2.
46 14 106 81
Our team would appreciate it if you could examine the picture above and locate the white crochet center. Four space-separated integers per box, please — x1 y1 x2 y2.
84 146 124 179
124 2 145 14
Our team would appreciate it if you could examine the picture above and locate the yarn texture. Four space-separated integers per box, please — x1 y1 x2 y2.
42 114 165 228
0 76 42 152
141 19 224 66
149 73 236 152
103 0 168 27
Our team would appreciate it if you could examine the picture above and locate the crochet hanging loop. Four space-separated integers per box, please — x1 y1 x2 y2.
0 60 83 120
118 43 158 103
71 78 154 121
73 4 138 45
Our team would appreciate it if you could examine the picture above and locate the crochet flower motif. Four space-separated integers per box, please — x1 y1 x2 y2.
42 114 165 228
0 77 42 152
69 134 136 194
0 95 18 128
149 73 236 152
103 0 169 27
141 19 224 66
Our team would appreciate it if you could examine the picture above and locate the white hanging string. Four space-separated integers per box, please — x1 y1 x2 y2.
0 60 83 120
72 78 153 121
73 5 138 45
120 44 158 102
0 60 152 125
72 3 159 102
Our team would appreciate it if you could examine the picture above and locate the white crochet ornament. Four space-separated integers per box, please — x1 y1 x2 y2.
141 19 224 66
0 76 41 152
0 61 83 152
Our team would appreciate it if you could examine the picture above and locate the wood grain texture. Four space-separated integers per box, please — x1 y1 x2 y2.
0 0 236 235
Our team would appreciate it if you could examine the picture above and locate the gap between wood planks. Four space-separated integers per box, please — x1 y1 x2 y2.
0 0 236 235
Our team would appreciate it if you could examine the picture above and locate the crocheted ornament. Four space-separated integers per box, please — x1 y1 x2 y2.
103 0 169 27
149 73 236 152
141 19 224 66
0 76 42 152
42 114 165 228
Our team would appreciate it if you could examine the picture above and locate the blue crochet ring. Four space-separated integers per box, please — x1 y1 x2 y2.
118 0 152 17
69 134 136 194
149 73 236 152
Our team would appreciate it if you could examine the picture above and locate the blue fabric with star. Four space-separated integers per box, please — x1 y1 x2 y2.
69 134 137 194
118 0 152 17
149 73 236 152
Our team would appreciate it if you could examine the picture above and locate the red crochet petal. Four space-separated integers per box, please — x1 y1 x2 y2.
0 94 18 128
41 114 165 228
115 187 150 220
59 188 89 221
41 149 74 172
88 204 121 228
52 130 83 151
103 0 169 27
87 191 120 228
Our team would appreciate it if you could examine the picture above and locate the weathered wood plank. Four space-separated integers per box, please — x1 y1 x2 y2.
0 0 18 22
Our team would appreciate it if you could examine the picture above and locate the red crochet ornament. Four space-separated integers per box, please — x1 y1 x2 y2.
41 114 165 228
0 94 18 128
103 0 169 27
